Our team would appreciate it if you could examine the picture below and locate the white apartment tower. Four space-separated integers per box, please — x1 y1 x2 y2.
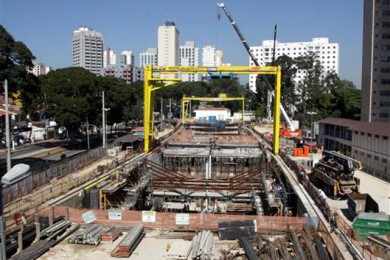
72 27 104 75
120 50 134 66
103 48 117 68
139 48 158 68
361 0 390 122
248 38 339 91
28 61 50 76
158 21 180 67
179 41 200 81
202 45 224 67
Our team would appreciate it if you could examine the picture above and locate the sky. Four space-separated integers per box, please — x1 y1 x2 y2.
1 0 363 87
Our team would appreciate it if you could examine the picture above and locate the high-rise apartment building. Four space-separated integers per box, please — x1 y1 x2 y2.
120 50 134 66
28 61 50 76
249 38 339 91
72 27 104 75
361 0 390 122
202 45 224 67
139 48 158 68
157 21 180 67
103 48 116 68
179 41 200 81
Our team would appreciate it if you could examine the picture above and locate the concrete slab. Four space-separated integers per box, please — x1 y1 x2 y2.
355 170 390 214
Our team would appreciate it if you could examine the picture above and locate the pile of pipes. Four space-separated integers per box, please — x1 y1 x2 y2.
187 230 214 260
10 222 78 260
40 220 71 239
68 224 104 245
111 224 144 258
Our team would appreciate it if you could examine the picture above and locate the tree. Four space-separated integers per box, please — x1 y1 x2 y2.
40 67 100 135
0 25 35 92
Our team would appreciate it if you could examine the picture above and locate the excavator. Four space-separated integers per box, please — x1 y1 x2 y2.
217 2 302 138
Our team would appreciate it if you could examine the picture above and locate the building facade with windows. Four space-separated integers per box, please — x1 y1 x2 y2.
249 38 339 91
361 0 390 122
158 21 180 67
28 61 50 76
179 41 200 81
139 48 158 68
103 48 116 68
72 27 104 75
202 45 224 67
120 50 134 66
318 117 390 182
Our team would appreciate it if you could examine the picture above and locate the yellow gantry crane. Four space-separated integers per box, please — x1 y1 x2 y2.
181 93 245 123
143 65 282 154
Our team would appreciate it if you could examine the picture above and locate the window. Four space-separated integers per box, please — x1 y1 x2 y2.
374 156 379 161
383 21 390 28
381 79 390 84
382 158 388 163
383 33 390 39
380 90 390 96
381 68 390 73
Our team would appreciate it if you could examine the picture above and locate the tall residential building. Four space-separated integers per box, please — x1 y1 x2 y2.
361 0 390 122
120 50 134 66
202 45 224 66
72 26 104 75
248 37 339 91
103 48 117 68
179 41 200 81
28 61 50 76
139 48 158 67
157 21 180 67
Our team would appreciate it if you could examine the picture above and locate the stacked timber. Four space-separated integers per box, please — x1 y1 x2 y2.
111 224 144 258
101 227 121 241
187 231 214 260
68 224 104 245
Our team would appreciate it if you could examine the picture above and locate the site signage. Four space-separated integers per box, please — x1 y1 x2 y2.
82 210 97 224
175 213 190 225
108 209 122 220
142 211 156 222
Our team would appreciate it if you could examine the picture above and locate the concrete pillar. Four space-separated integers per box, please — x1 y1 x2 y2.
49 207 54 226
33 214 40 243
65 207 70 221
16 225 24 254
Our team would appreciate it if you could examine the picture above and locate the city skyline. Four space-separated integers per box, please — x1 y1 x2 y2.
1 0 363 86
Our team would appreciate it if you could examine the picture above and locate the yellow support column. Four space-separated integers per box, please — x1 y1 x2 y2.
273 66 282 155
143 66 153 153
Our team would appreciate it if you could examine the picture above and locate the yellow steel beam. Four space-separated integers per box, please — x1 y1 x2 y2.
143 65 282 154
272 66 282 155
154 66 278 75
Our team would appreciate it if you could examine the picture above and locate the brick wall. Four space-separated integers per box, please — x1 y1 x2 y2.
43 206 307 232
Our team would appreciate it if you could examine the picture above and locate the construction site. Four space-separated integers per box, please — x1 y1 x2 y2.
1 2 390 260
1 59 389 259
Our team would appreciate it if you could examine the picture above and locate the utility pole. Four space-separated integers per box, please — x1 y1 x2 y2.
4 79 11 172
102 91 106 149
86 118 90 150
1 80 9 260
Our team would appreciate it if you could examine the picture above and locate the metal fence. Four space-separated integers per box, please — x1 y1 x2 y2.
3 147 107 205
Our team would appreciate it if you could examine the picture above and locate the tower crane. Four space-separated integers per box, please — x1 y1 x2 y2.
217 2 301 137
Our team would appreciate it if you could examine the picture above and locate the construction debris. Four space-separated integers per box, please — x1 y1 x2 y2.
187 230 214 260
218 220 256 240
68 224 104 245
111 224 144 258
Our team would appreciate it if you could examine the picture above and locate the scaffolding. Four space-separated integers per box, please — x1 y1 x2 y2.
143 65 282 154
